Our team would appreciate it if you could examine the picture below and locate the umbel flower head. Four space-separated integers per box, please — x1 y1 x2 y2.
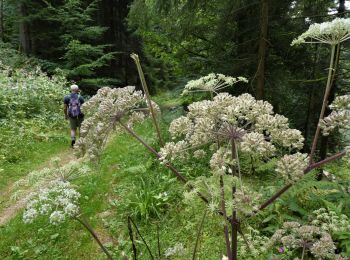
160 92 304 169
75 86 160 161
320 95 350 135
268 221 347 259
23 180 81 225
181 73 248 96
291 18 350 45
162 91 305 216
183 174 261 216
310 208 350 234
11 160 90 201
275 153 309 184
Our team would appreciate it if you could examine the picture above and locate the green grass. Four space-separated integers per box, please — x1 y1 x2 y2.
0 134 69 193
2 92 350 259
0 118 226 259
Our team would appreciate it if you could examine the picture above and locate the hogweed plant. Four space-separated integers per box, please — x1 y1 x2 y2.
75 68 348 258
23 179 114 259
11 159 89 201
181 73 248 99
74 86 160 162
268 222 346 259
268 207 350 259
24 18 350 259
291 17 350 164
320 94 350 136
131 53 164 146
160 92 306 259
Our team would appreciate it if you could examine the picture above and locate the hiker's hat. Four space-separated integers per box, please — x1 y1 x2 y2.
70 84 79 91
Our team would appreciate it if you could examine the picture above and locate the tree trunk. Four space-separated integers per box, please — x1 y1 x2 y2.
256 0 268 100
0 0 4 41
19 2 31 54
304 45 319 151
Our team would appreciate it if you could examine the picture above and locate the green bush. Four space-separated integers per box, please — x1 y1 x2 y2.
0 64 67 164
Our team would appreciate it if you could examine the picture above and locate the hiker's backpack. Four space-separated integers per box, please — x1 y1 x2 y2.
68 94 82 118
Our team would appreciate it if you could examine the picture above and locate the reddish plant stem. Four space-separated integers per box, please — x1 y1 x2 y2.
118 120 256 259
192 209 207 260
117 120 209 204
131 53 164 146
75 217 114 260
309 44 337 164
231 139 238 260
306 150 346 172
128 216 154 259
119 119 255 253
257 150 346 212
127 216 137 260
220 174 233 260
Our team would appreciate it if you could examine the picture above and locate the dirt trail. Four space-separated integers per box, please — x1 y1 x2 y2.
0 149 75 226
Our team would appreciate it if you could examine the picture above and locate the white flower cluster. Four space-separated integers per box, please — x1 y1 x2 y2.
310 208 350 233
164 92 304 167
168 116 193 139
184 175 261 216
164 242 186 258
209 147 233 172
233 187 262 215
181 73 248 96
269 221 344 259
320 95 350 136
193 149 206 159
241 132 276 158
159 140 188 163
238 226 268 258
291 18 350 45
75 86 159 161
255 114 304 149
275 153 308 184
12 160 89 201
23 180 81 225
183 175 235 212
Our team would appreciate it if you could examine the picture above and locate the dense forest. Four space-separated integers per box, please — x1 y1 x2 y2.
1 0 349 154
1 0 350 259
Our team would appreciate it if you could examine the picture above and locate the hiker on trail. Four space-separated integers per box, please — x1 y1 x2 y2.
64 84 85 147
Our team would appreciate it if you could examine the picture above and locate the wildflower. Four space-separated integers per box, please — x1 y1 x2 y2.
23 180 81 225
291 18 350 45
275 153 308 184
159 141 189 163
268 220 347 259
164 243 185 257
75 86 159 161
310 233 336 259
241 132 276 158
237 226 268 258
23 208 38 224
169 116 193 139
310 208 350 233
209 148 232 171
182 73 248 96
49 211 66 225
320 95 350 135
193 149 206 159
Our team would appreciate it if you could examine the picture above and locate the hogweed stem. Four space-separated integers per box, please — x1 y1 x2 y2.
255 150 346 213
309 44 337 163
131 53 164 146
75 217 114 260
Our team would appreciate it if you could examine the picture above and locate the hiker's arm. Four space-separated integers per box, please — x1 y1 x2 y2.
64 104 68 119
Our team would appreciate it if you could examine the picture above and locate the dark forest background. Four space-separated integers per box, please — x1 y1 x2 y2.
0 0 349 157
